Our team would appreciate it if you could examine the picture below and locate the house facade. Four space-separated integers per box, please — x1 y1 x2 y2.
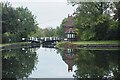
65 14 76 41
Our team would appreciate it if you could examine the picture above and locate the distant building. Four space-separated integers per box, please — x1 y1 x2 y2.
65 14 76 41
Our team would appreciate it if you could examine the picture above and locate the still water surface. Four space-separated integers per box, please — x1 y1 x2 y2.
2 45 120 79
29 47 76 78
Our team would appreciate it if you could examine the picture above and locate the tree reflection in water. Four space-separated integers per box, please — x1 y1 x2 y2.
57 48 119 79
74 50 119 79
2 47 38 79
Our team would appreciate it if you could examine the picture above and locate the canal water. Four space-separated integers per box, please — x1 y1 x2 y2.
2 45 120 79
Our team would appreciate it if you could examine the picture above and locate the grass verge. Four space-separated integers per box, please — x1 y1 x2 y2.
56 40 120 49
0 42 31 47
72 40 120 45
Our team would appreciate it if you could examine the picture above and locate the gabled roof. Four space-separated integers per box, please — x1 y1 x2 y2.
65 28 76 33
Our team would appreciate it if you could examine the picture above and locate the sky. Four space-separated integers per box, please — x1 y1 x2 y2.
2 0 77 29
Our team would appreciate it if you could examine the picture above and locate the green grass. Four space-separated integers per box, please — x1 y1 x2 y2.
78 48 120 50
72 40 120 45
56 41 70 48
56 40 120 49
0 42 31 47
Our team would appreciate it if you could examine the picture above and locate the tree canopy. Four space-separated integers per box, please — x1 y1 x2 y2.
58 1 120 41
2 2 38 43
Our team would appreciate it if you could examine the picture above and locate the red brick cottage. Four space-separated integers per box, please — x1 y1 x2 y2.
65 14 76 41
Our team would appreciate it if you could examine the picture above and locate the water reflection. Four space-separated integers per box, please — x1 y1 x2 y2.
2 47 38 79
73 50 120 79
57 45 120 79
2 44 120 79
57 48 77 72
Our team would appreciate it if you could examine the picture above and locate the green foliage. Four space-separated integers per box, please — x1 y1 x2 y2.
42 27 57 37
95 15 110 40
56 41 71 48
30 27 59 38
56 18 67 38
65 2 120 41
2 32 18 43
30 27 43 38
2 2 38 43
80 28 95 41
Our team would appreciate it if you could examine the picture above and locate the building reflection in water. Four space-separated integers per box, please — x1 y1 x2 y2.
57 45 120 79
61 47 77 72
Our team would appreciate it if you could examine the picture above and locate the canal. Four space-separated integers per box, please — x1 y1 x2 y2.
2 44 120 79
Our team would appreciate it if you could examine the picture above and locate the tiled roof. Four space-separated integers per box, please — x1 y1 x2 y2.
65 28 76 33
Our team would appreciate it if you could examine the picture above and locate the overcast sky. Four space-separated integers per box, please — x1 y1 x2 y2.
2 0 77 29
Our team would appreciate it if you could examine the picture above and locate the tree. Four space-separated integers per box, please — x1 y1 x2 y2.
2 2 38 43
113 2 120 39
67 2 119 40
41 27 57 37
56 18 67 38
30 27 43 38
